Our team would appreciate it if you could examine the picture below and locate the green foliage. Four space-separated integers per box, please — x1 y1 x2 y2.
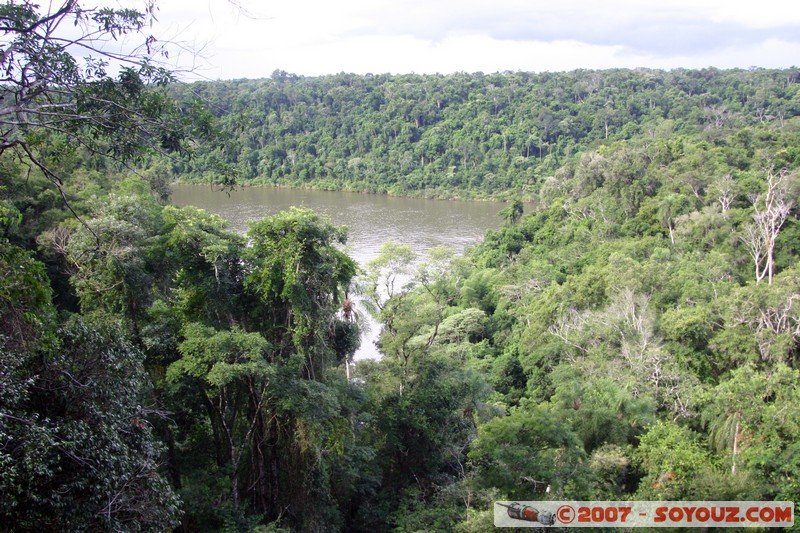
63 199 153 317
157 205 245 327
153 67 800 528
588 444 632 498
0 240 54 351
468 402 589 498
701 364 800 501
0 0 239 526
155 207 364 531
245 208 357 373
388 486 467 533
0 0 236 205
549 367 655 453
0 201 22 231
634 420 711 499
460 268 502 314
499 199 524 225
161 69 800 201
1 318 181 530
169 323 273 386
4 65 800 530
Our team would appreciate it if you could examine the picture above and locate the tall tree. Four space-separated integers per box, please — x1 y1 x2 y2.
743 167 794 285
163 208 362 529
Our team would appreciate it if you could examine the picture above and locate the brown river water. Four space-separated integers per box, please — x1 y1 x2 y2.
171 184 503 359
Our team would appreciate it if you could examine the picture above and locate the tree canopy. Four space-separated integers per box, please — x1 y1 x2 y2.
160 68 800 200
1 17 800 527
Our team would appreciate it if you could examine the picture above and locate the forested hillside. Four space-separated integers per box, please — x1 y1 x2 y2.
3 53 800 532
168 68 800 199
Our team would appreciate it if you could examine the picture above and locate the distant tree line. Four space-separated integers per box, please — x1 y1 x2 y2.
163 68 800 199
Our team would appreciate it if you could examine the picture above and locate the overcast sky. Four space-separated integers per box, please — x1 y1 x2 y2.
150 0 800 80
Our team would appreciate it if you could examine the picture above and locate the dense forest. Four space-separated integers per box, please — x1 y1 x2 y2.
2 3 800 530
167 68 800 199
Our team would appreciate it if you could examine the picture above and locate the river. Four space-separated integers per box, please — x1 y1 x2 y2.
170 184 503 359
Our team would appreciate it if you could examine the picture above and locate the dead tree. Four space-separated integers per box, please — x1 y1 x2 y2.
742 168 793 285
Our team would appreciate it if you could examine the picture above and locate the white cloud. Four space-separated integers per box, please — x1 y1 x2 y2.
702 0 800 28
149 0 800 79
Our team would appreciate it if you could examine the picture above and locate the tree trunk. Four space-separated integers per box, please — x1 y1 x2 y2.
732 412 741 474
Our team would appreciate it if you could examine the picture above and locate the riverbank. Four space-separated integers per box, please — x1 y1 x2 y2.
172 177 534 204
